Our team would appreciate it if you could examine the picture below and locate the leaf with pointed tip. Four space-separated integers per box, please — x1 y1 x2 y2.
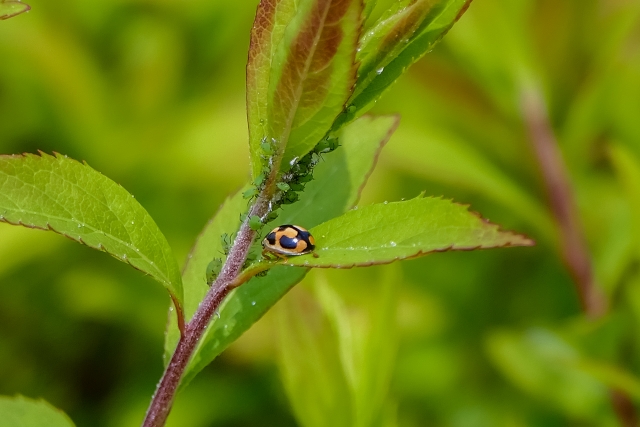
247 0 299 178
247 0 363 178
165 115 398 388
336 0 472 127
280 195 533 268
0 153 183 309
0 395 75 427
0 1 30 20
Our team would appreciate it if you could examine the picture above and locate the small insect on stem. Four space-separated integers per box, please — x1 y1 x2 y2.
261 225 316 259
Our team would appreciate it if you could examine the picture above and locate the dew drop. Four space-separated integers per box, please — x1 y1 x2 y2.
390 241 397 247
383 201 388 204
251 301 256 306
169 306 174 312
376 67 384 75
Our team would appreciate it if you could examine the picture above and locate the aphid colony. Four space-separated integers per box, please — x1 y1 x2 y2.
206 135 336 285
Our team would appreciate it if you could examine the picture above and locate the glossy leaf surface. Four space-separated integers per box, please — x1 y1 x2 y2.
282 195 533 268
338 0 472 126
247 0 363 177
0 153 183 308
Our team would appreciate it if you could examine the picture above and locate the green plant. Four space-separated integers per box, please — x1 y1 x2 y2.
0 0 537 425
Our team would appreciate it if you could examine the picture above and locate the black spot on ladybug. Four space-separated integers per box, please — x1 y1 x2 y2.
279 236 298 249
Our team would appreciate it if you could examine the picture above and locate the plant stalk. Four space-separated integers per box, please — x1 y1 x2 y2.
141 196 270 427
521 84 637 425
520 85 606 318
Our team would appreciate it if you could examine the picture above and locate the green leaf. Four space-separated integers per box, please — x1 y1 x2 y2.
0 395 75 427
0 153 183 309
487 329 609 425
316 267 399 427
0 1 30 20
386 126 556 245
247 0 363 178
277 267 399 427
246 0 298 179
337 0 471 127
166 115 398 387
282 195 533 268
277 282 353 427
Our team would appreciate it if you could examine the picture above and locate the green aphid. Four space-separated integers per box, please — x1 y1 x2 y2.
276 182 290 191
253 173 266 188
261 141 274 155
316 137 339 153
282 191 299 204
243 187 258 199
314 139 330 153
206 258 223 285
249 215 263 230
293 163 310 176
297 174 314 183
265 211 279 222
298 153 313 166
220 233 233 254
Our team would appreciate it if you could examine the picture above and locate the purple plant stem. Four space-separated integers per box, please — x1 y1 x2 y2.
520 86 606 318
521 85 637 425
141 196 269 427
611 389 639 427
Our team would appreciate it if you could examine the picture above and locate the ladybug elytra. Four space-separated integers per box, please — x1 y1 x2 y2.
262 224 316 258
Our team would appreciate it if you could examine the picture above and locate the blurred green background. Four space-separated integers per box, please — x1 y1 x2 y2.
1 0 640 426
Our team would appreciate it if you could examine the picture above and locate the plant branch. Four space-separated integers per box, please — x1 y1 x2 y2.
521 84 638 426
610 388 639 427
141 196 271 427
520 85 606 318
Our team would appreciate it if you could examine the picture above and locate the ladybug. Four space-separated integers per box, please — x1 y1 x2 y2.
262 224 316 258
